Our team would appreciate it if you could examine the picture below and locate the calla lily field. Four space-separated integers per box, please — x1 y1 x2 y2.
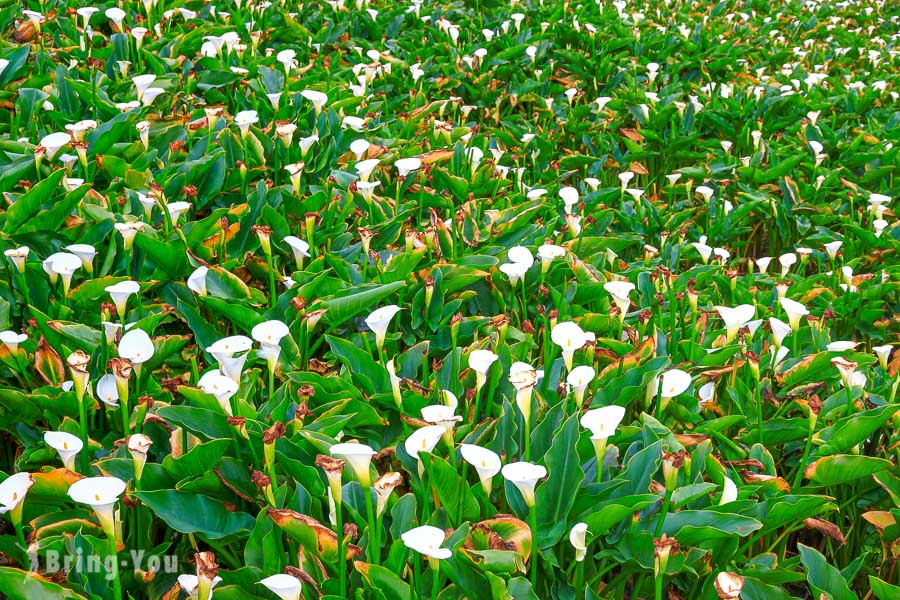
0 0 899 598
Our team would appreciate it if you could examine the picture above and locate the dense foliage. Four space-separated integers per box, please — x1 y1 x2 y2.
0 0 898 598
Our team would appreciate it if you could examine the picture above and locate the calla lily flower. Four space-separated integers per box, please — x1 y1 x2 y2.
40 132 71 161
468 349 499 391
719 476 738 504
657 369 692 399
46 252 82 294
198 370 239 414
604 280 635 321
251 320 290 369
824 241 842 260
569 522 588 561
551 322 589 371
567 365 595 406
283 236 310 270
105 280 140 319
508 246 534 268
779 252 797 276
714 304 755 343
118 329 155 365
67 476 126 537
395 157 422 177
402 525 452 560
0 330 27 353
187 266 209 296
501 461 547 507
715 572 744 599
581 405 626 442
259 574 302 600
0 473 34 526
499 262 528 285
350 139 370 161
5 247 29 273
96 374 120 407
779 297 809 331
300 89 328 113
421 405 462 433
460 444 501 494
355 158 381 183
330 442 376 486
560 187 579 213
827 341 858 352
769 317 792 348
537 244 565 272
235 110 259 137
365 305 401 353
405 425 445 475
115 222 144 250
874 345 892 370
64 244 97 273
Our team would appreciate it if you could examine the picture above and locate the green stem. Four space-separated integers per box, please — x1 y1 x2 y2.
336 494 347 598
574 560 585 600
107 536 122 600
77 393 89 474
528 507 539 590
363 483 378 564
430 562 440 600
655 490 671 538
266 253 276 308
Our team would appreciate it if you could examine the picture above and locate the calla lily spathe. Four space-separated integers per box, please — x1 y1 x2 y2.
460 444 501 494
402 525 452 560
468 349 499 391
779 297 809 331
551 321 589 371
501 461 546 507
714 304 755 343
569 522 588 561
330 442 376 486
365 305 401 352
0 472 34 519
118 329 155 365
44 431 83 470
67 476 126 537
259 574 302 600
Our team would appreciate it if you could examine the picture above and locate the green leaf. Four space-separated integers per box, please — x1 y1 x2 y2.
869 575 900 600
354 562 412 600
799 543 858 600
4 169 65 233
424 454 480 524
660 510 762 545
805 455 893 486
134 490 255 540
0 567 88 599
321 281 405 328
535 414 585 548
